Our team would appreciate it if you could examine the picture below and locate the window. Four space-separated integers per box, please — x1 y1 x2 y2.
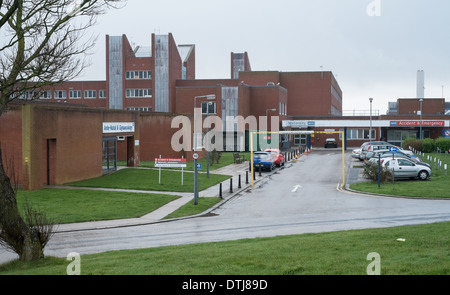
126 89 152 98
54 90 66 99
84 90 97 99
201 101 216 114
99 90 106 99
348 129 376 140
69 90 82 99
39 91 52 99
398 159 414 166
125 107 152 112
125 70 152 80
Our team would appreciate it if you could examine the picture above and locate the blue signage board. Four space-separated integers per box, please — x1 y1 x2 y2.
196 163 201 170
389 146 398 152
443 129 450 138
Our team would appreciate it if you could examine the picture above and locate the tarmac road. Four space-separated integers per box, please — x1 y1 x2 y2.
2 150 450 264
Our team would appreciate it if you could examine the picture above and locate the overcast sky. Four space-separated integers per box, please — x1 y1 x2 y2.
78 0 450 114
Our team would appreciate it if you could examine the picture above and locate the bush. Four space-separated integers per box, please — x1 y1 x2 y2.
434 137 450 152
403 138 422 152
363 162 392 183
421 138 435 153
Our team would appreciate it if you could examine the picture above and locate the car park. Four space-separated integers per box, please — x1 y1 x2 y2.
251 151 276 171
264 148 285 167
324 138 337 148
382 157 431 180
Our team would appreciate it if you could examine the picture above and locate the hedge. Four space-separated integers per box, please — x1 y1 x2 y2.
404 137 450 153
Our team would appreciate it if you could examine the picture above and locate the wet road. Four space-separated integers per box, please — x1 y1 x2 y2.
2 150 450 263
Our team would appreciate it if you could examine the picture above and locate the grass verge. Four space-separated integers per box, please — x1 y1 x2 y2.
1 221 449 274
67 168 230 192
16 189 180 224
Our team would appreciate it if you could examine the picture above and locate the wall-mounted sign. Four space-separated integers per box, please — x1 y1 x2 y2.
390 121 445 127
103 122 135 133
443 129 450 138
282 120 315 128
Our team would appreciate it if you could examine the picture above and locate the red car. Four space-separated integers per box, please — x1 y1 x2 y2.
264 149 285 167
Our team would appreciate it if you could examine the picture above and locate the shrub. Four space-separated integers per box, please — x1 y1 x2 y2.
404 139 422 152
402 137 417 150
434 137 450 152
421 138 435 153
363 162 392 183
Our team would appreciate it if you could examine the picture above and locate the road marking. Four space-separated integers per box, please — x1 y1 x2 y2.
291 185 302 192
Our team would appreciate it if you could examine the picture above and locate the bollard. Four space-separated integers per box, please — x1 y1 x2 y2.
246 170 249 184
259 164 262 176
238 174 242 188
229 178 233 193
219 183 223 199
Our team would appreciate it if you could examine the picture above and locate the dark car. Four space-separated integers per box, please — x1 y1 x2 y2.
251 151 276 171
324 138 337 148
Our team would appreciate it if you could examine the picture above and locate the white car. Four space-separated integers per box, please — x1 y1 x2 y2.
351 148 361 159
382 157 431 180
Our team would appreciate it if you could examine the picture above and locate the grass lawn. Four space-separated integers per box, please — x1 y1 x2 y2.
16 189 181 224
67 168 230 192
350 152 450 198
1 221 449 275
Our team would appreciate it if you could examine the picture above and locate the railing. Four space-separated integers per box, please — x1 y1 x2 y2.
342 110 380 116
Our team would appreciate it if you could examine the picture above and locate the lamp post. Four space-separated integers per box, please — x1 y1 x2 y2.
193 94 216 205
266 108 276 131
369 98 373 141
419 98 423 139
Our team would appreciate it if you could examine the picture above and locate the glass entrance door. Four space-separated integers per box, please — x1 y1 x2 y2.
102 137 117 173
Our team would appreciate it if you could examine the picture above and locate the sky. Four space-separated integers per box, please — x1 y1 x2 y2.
76 0 450 115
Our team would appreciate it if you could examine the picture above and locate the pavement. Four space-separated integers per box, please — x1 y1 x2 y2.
54 159 273 233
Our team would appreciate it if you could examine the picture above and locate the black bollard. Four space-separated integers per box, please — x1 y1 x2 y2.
229 178 233 193
259 164 262 176
219 183 222 199
238 174 241 188
246 170 249 184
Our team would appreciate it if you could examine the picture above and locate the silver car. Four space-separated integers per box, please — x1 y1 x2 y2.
383 157 431 180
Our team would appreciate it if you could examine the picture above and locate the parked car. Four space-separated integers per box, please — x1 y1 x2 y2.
251 151 276 171
358 141 388 161
382 157 431 180
351 148 362 159
264 148 285 167
367 150 430 168
360 142 394 160
324 138 337 148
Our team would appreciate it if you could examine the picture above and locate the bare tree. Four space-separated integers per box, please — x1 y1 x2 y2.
0 0 124 261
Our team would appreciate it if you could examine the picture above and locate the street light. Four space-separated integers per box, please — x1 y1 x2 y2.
419 98 423 139
193 94 216 205
369 98 373 141
266 108 276 131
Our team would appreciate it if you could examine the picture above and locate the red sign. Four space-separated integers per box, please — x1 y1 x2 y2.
390 120 445 127
154 158 187 168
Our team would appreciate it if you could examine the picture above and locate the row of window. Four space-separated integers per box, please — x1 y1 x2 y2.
125 71 152 80
14 89 155 100
279 102 287 116
125 89 153 98
16 90 108 100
